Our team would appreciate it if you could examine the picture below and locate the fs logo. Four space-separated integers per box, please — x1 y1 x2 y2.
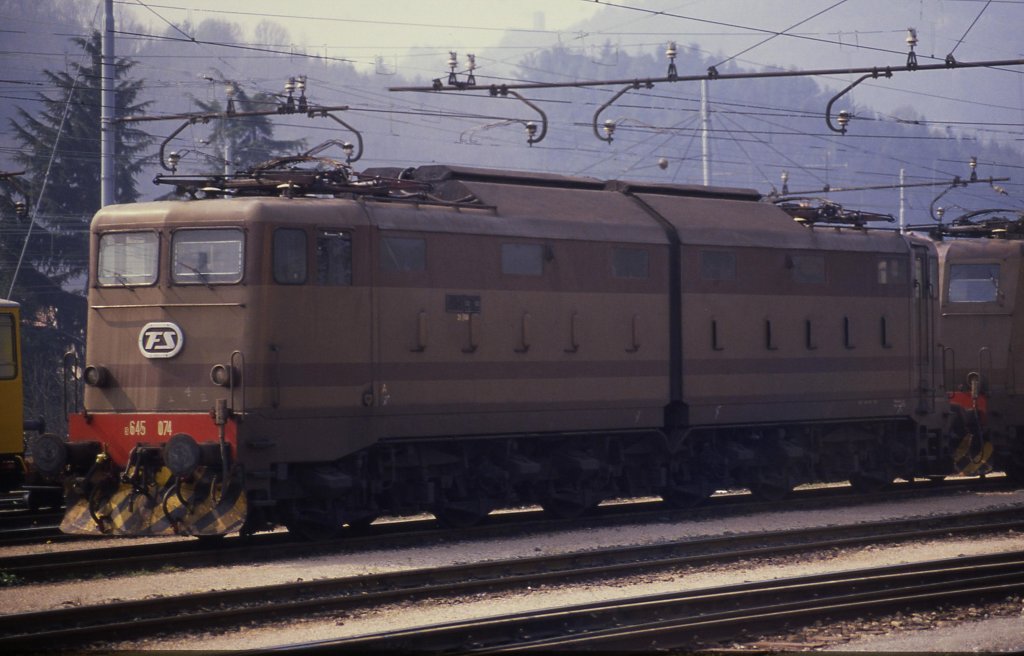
138 322 184 359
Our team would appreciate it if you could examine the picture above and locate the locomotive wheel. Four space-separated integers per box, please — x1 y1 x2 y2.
1004 462 1024 485
432 483 493 529
344 514 379 531
284 518 342 541
432 466 498 529
661 467 711 509
748 462 793 502
848 472 893 494
848 444 894 493
432 503 490 529
749 476 791 502
661 487 707 509
541 448 608 519
283 499 344 541
540 492 595 520
747 444 795 502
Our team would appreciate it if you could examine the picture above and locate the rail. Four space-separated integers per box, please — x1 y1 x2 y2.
1 503 1021 648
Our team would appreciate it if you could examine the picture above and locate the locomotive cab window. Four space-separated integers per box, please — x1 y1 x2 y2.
273 229 307 285
948 263 1000 303
380 236 425 273
172 228 244 285
0 313 15 379
501 243 544 276
97 231 158 287
612 247 649 279
317 231 352 285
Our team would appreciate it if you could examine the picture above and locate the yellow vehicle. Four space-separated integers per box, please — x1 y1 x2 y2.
0 298 26 492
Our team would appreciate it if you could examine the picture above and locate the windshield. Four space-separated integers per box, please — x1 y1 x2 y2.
97 231 159 287
948 263 1000 303
172 228 244 285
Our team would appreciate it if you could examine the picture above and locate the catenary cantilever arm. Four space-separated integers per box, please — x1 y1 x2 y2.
488 86 548 145
316 111 364 163
159 117 209 171
593 80 654 143
825 68 892 134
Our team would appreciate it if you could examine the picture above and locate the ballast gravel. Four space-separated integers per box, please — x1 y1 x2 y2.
3 486 1024 651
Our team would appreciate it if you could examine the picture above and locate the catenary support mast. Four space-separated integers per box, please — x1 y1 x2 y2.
101 0 114 207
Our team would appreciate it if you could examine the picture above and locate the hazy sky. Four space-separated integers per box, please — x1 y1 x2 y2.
118 0 606 78
3 0 1021 205
114 0 1024 120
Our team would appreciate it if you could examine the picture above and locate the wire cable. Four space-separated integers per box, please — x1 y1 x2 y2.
713 0 851 69
948 0 992 58
7 36 88 297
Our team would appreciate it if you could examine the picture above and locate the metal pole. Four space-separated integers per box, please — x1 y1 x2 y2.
100 0 115 207
898 168 906 233
700 79 710 186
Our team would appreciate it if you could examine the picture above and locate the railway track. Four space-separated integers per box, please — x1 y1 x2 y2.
0 525 66 547
0 509 64 547
0 476 1012 580
308 549 1024 653
0 505 1021 649
0 511 61 531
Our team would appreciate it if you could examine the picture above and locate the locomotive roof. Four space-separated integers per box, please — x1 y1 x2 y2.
365 164 762 202
935 237 1024 257
99 164 911 254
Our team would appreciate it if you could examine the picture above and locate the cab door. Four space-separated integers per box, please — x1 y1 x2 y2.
912 245 937 414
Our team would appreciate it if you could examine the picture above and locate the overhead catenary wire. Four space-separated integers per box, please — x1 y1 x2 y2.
4 2 1020 209
711 0 851 70
948 0 993 58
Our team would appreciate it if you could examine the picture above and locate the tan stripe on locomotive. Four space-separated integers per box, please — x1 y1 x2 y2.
34 165 993 539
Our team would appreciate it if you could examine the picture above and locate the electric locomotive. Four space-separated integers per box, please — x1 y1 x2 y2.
923 212 1024 480
34 158 991 538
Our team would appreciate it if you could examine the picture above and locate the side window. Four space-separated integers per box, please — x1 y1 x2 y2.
273 228 307 285
700 251 736 281
948 263 1000 303
612 247 649 279
790 254 825 284
877 257 907 286
501 243 544 276
0 312 15 379
381 236 426 272
172 228 244 285
317 231 352 285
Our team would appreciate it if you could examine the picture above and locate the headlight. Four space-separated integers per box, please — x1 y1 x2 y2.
210 363 236 387
83 365 110 387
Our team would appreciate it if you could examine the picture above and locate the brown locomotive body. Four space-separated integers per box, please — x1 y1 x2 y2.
935 237 1024 478
37 164 991 538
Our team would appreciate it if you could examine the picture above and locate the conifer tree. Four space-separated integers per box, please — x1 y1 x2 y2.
0 30 151 433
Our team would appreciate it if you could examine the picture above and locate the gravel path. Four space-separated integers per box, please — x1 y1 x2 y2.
3 487 1023 650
